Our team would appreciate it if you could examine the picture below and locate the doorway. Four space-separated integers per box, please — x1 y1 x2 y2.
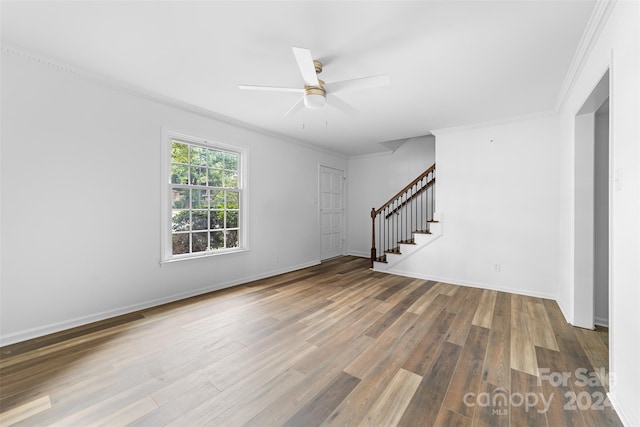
319 165 345 260
573 70 610 329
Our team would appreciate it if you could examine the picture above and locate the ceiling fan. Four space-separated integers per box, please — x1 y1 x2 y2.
239 47 390 117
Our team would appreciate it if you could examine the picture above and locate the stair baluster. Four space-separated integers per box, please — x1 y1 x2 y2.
370 164 436 267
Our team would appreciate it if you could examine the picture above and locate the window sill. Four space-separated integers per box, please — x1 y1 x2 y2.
160 247 248 264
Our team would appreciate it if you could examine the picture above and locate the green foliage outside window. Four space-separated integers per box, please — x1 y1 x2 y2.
170 140 240 256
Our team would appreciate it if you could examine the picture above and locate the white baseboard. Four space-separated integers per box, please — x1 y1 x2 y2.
346 250 370 258
0 260 320 347
594 316 609 327
556 297 572 325
607 391 635 427
380 268 558 302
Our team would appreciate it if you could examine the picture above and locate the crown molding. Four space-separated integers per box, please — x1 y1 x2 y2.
348 150 394 160
430 110 557 136
1 43 347 159
554 0 617 114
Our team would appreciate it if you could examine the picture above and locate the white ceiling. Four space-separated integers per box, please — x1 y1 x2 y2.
1 1 596 156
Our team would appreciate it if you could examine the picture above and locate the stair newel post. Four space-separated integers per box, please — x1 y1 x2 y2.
428 169 433 222
421 175 425 231
394 201 398 251
370 208 377 267
431 170 436 221
385 206 389 256
416 183 419 232
400 192 407 242
380 207 384 261
399 195 402 244
405 190 409 241
410 185 413 236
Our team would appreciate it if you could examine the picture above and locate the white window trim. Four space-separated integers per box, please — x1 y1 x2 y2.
160 128 248 263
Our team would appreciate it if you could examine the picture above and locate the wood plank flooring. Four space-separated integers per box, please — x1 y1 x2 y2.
0 256 622 426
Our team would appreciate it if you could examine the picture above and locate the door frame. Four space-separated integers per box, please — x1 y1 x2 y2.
573 68 611 330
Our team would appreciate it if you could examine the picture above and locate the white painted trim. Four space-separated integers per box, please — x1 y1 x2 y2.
347 250 370 258
555 0 617 114
594 316 609 327
0 44 347 160
607 392 632 427
0 260 320 347
430 110 556 136
348 151 394 160
374 269 559 302
556 297 572 327
160 128 248 263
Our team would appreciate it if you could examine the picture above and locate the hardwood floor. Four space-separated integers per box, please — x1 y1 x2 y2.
0 256 622 426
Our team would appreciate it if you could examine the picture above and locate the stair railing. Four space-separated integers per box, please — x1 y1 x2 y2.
370 164 436 267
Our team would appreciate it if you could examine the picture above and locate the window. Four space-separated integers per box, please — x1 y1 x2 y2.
162 130 245 261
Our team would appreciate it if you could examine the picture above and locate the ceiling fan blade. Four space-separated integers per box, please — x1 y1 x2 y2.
283 98 305 117
328 94 358 115
324 75 390 94
292 47 319 87
238 84 303 94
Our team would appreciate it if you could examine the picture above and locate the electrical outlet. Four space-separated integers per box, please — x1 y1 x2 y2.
493 264 501 272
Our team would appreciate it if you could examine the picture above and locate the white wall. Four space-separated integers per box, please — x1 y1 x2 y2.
386 115 562 299
557 1 639 424
346 135 435 257
0 49 346 345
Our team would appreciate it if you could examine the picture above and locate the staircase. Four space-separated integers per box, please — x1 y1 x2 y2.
370 164 440 269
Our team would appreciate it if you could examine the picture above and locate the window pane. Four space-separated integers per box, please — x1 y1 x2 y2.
171 164 189 184
226 211 238 228
210 190 224 209
172 210 191 231
225 152 238 171
171 141 189 163
207 169 223 187
192 232 208 252
208 150 224 168
171 189 188 209
224 172 238 188
226 230 239 248
226 191 239 209
210 210 223 229
192 189 208 209
172 233 189 254
166 136 243 259
190 166 207 185
192 211 208 230
210 231 224 249
190 146 208 166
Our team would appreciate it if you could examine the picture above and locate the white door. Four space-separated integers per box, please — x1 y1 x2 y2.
320 166 345 260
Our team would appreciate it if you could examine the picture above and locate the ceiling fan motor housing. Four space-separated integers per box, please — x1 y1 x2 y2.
304 79 326 109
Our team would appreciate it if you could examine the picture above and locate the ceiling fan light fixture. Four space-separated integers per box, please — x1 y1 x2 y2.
303 82 326 109
304 93 326 109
